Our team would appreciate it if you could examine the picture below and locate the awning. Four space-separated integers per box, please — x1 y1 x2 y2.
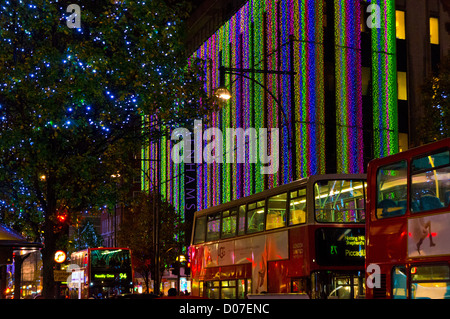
0 223 43 250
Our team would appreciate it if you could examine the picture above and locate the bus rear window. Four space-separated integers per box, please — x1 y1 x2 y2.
314 180 365 223
376 161 407 218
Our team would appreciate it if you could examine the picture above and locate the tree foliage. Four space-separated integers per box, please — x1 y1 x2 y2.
117 192 187 294
418 56 450 144
0 0 211 298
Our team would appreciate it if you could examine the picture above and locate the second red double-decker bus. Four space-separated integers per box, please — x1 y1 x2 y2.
69 247 134 299
189 174 367 299
366 138 450 299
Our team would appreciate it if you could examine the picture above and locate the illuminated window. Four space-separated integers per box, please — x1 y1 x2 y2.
397 71 407 100
430 17 439 44
398 133 408 153
289 188 306 225
221 209 237 239
315 180 366 223
247 200 265 234
396 10 405 39
362 67 371 96
411 265 450 299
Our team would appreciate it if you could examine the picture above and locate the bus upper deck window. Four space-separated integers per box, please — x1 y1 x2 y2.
376 161 408 219
266 193 287 230
411 150 450 213
247 200 265 234
289 189 306 225
315 180 365 223
222 209 237 239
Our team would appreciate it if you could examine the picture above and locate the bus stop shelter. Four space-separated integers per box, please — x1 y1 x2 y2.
0 223 43 298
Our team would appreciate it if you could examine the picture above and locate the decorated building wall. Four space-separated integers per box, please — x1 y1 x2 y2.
143 0 400 219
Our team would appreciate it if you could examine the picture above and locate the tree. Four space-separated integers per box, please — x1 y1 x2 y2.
0 0 210 298
69 219 103 253
418 56 450 144
117 192 186 294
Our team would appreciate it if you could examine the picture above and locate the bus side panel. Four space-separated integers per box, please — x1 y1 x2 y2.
367 219 407 265
268 260 290 293
287 226 310 277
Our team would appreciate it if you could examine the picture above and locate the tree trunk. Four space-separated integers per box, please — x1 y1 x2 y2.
41 231 56 299
41 175 58 299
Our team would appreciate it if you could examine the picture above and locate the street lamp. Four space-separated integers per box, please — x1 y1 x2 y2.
214 86 232 101
215 63 296 179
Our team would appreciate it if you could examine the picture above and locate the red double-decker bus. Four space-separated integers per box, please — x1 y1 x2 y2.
69 248 134 299
366 138 450 299
189 174 367 299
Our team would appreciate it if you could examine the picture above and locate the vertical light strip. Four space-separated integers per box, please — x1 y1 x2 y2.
371 0 398 158
335 0 364 173
295 0 325 178
253 0 264 193
242 2 252 198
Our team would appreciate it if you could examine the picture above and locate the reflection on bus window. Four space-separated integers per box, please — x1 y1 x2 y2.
314 180 365 223
376 161 407 218
193 216 206 244
206 213 221 241
205 281 220 299
411 151 450 213
222 209 237 238
238 205 246 235
411 265 450 299
290 189 306 225
247 200 265 233
266 193 287 230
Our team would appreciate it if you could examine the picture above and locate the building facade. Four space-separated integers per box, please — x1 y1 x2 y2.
142 0 450 229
